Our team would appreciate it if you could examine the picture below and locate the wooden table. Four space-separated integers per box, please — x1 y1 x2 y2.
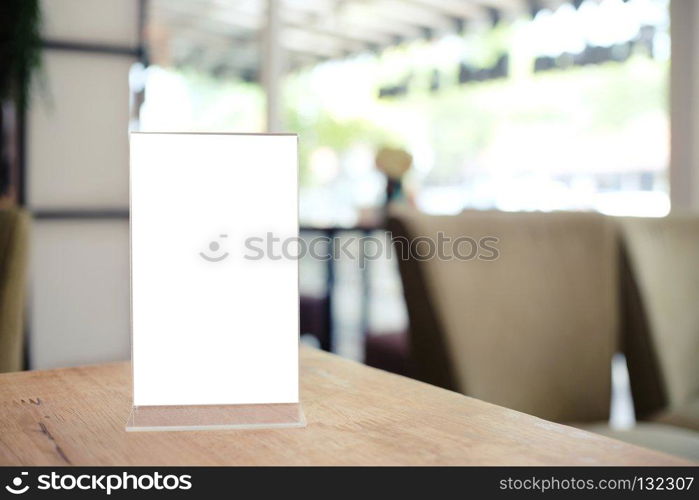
0 347 690 466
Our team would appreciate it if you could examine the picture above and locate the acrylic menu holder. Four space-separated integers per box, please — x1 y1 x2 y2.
127 132 305 431
126 404 305 432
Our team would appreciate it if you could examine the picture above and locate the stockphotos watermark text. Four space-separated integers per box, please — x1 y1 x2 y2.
4 471 192 495
240 231 499 268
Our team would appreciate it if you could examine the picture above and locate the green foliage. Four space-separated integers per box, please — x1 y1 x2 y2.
0 0 42 110
285 100 398 184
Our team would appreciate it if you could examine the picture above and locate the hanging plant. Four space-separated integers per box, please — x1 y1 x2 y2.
0 0 42 110
0 0 42 198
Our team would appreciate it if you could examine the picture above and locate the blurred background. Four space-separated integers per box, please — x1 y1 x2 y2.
1 0 698 460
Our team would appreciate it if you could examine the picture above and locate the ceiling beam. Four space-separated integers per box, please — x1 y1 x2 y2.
338 2 426 39
405 0 486 21
149 0 538 77
153 0 393 53
151 1 260 31
371 0 459 32
471 0 528 15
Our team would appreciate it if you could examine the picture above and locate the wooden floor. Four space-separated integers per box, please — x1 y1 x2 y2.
0 347 690 465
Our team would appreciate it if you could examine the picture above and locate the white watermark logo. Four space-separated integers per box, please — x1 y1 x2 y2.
4 472 192 495
200 233 229 262
236 231 500 268
5 472 29 495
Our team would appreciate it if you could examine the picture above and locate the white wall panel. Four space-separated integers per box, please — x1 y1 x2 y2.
41 0 140 47
670 0 699 211
27 51 133 209
30 220 130 369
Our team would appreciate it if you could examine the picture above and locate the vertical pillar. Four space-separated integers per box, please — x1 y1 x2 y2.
263 0 283 132
670 0 699 211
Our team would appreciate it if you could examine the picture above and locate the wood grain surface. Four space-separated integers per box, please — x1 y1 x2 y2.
0 347 691 465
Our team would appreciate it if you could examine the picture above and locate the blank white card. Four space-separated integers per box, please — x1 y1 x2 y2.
130 133 299 406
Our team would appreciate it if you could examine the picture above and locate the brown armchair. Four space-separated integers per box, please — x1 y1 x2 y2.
387 207 699 460
619 215 699 432
388 207 617 423
0 209 29 373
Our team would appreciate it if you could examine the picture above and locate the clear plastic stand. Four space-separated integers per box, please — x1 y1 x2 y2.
128 133 303 433
126 403 306 432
